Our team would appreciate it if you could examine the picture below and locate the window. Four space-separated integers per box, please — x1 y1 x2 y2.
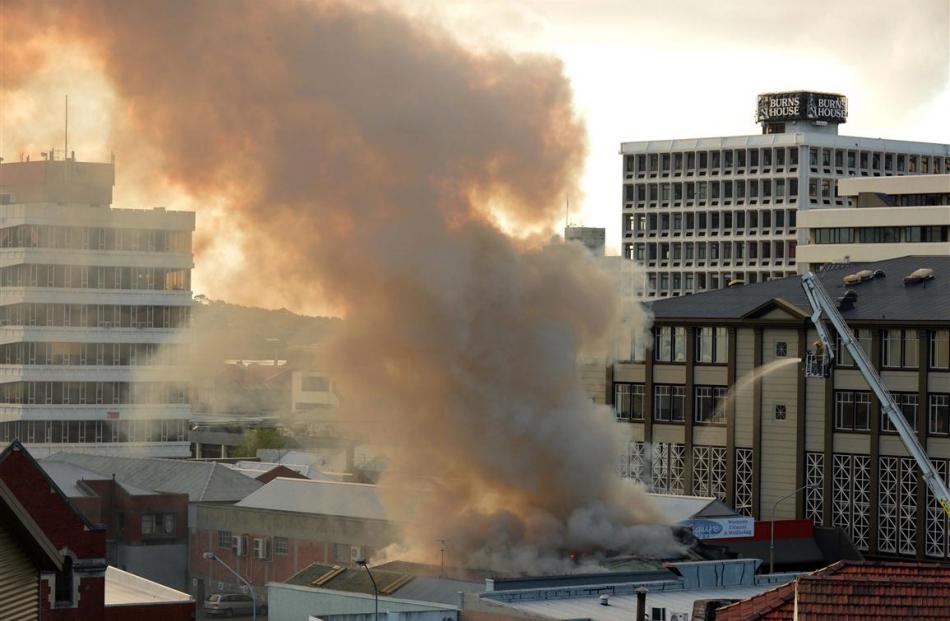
882 393 918 432
835 390 871 431
694 386 726 423
274 537 289 555
836 330 872 367
931 330 950 369
653 326 686 362
881 329 918 369
302 376 330 392
218 530 232 548
775 405 787 420
930 394 950 436
654 385 685 422
775 342 788 357
54 557 74 606
615 383 645 422
163 514 176 535
141 514 156 535
333 543 350 563
696 327 728 363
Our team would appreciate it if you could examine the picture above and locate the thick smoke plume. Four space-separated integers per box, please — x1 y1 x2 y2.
1 0 678 570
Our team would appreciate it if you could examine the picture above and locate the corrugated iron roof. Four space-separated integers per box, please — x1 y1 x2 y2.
41 452 261 502
236 478 389 520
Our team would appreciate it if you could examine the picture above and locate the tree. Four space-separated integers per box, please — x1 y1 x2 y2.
233 428 286 458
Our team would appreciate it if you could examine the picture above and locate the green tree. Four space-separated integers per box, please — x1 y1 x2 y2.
233 428 286 458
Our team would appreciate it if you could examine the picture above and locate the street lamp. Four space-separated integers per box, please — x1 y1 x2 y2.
356 559 378 621
203 551 258 621
769 484 816 574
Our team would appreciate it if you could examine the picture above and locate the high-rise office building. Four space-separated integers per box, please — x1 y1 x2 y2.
620 91 950 298
0 154 194 457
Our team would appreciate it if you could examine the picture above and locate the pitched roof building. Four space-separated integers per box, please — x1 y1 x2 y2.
716 560 950 620
609 256 950 562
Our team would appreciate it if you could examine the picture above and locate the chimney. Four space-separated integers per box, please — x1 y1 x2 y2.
636 586 648 621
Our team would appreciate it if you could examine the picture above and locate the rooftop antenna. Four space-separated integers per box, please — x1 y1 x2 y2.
564 196 570 231
64 95 68 160
437 539 447 577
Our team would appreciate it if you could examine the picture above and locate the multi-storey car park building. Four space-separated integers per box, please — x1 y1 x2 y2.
608 256 950 562
796 174 950 272
0 154 193 457
620 91 950 299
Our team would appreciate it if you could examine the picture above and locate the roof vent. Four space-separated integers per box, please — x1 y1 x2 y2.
842 269 878 286
727 279 745 287
599 594 610 606
837 290 858 311
904 267 935 286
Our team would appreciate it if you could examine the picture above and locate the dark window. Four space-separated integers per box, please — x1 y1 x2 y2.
218 530 232 548
835 390 871 431
775 342 787 357
694 386 726 423
882 393 918 433
654 385 685 422
54 557 74 606
614 383 645 422
653 326 686 362
930 394 950 436
775 405 787 420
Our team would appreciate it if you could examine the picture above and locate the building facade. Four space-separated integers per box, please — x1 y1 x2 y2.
797 174 950 271
0 156 194 457
620 91 950 299
609 256 950 562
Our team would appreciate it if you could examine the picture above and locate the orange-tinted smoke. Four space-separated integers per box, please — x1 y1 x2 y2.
2 0 677 570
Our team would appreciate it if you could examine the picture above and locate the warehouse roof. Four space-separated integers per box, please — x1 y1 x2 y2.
236 478 399 521
649 256 950 323
41 453 261 502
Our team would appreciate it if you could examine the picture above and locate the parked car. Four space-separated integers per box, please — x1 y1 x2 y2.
204 592 266 617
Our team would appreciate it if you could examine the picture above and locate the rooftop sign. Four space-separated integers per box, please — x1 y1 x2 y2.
757 91 848 124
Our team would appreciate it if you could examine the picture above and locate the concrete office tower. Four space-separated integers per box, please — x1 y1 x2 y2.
620 91 950 299
0 154 194 457
797 174 950 272
565 225 606 256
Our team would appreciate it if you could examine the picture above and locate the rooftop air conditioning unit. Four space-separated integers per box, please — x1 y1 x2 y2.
254 537 269 560
350 546 363 563
233 534 248 558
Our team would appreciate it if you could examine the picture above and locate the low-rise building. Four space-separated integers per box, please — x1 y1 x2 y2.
609 255 950 562
0 440 195 620
797 174 950 271
40 460 190 590
191 478 401 604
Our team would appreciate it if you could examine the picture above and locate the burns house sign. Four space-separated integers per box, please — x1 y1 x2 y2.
757 91 848 124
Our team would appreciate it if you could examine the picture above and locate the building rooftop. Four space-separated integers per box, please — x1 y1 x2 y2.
40 461 156 496
285 563 483 606
644 493 738 522
716 560 950 620
104 565 193 606
235 477 394 520
648 255 950 323
837 173 950 196
41 453 261 502
620 132 950 153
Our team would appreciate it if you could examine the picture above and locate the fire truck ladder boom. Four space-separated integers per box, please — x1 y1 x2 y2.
801 271 950 518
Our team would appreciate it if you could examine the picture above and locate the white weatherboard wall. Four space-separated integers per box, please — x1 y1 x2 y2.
267 584 457 621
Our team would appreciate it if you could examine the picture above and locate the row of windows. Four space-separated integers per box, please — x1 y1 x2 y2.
626 148 800 177
836 330 950 370
626 178 800 203
0 264 190 291
628 209 797 235
615 383 726 424
806 148 948 175
0 381 189 405
635 240 796 264
0 342 188 366
835 390 950 435
0 224 191 253
639 270 791 297
812 226 949 245
0 303 190 329
0 418 189 443
652 326 729 364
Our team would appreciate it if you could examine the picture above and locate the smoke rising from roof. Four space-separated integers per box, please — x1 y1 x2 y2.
1 0 678 570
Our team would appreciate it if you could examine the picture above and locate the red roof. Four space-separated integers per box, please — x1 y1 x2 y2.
716 561 950 621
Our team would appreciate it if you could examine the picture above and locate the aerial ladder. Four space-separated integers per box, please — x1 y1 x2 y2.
801 271 950 518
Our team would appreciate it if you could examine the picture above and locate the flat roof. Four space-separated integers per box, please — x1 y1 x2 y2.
620 133 950 154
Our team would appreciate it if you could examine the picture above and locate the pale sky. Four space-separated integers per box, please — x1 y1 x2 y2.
395 0 950 254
